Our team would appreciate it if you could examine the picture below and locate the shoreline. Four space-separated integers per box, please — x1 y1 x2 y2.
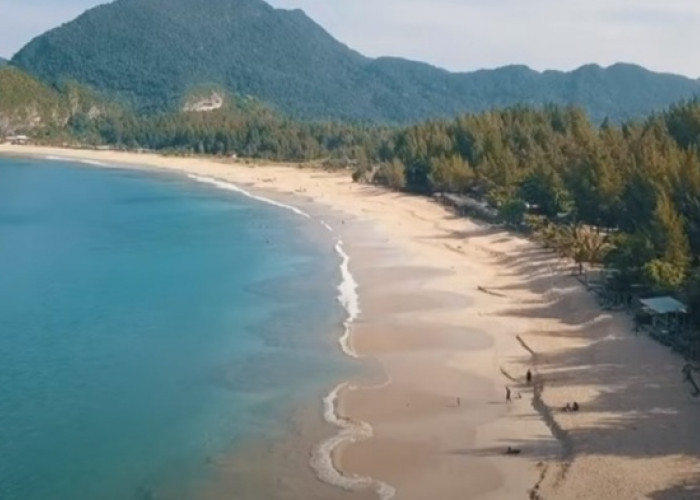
190 172 395 497
5 150 396 499
3 145 700 500
183 173 394 498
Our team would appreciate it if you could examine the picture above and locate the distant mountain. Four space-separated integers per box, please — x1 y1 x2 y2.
12 0 700 123
0 57 7 66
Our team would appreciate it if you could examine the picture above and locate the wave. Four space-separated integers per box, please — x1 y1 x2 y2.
311 383 396 500
309 238 396 500
43 155 73 162
334 239 360 358
43 155 110 167
79 159 110 167
187 174 311 219
186 172 395 499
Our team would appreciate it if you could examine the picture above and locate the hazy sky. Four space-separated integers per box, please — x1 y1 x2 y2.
1 0 699 77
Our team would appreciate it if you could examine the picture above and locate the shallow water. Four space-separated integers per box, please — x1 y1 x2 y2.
0 158 349 500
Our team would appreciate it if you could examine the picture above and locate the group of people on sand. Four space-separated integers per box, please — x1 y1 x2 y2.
505 369 533 403
503 370 534 455
562 401 580 412
505 369 580 412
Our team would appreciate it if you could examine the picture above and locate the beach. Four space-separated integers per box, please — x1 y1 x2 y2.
3 144 700 500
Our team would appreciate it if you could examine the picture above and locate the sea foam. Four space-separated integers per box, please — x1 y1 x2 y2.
187 174 311 218
186 173 395 500
43 155 110 167
43 155 73 162
79 159 110 167
333 239 360 358
310 382 396 500
310 236 396 499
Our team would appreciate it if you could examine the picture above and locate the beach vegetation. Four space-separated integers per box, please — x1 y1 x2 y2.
499 199 528 229
374 159 407 190
643 259 687 293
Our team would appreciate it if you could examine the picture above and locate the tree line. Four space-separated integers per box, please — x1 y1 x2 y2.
65 99 700 350
367 102 700 350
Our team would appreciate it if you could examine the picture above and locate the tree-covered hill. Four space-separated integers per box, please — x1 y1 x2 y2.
0 66 110 136
12 0 700 123
0 57 7 66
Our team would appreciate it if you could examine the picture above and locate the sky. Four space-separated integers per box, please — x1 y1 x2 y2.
1 0 699 77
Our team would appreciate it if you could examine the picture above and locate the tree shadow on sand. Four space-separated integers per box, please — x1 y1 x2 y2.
458 232 700 497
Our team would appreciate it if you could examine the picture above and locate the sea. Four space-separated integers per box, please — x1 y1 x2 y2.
0 157 355 500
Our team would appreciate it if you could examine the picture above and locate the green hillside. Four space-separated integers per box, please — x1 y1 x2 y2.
12 0 700 123
0 66 66 135
0 66 109 136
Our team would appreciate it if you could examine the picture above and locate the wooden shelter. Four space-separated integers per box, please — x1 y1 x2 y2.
637 296 689 338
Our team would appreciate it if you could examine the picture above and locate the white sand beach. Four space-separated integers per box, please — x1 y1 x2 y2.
3 144 699 500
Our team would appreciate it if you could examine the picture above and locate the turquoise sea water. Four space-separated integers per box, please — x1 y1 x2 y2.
0 158 347 500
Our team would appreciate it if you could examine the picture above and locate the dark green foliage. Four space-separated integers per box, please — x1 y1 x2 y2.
374 159 407 190
642 259 686 293
370 100 700 335
11 0 700 123
71 101 392 162
499 199 528 228
428 155 474 193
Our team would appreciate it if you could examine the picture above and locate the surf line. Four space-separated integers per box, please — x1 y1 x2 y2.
310 238 396 500
186 173 396 500
187 174 311 218
42 155 111 167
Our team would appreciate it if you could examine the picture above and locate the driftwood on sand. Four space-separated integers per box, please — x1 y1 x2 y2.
478 285 507 297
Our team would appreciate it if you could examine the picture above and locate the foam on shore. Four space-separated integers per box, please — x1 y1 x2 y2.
79 159 110 167
308 238 395 499
43 155 73 162
311 382 396 500
187 173 395 499
43 155 110 167
187 174 311 218
333 239 359 358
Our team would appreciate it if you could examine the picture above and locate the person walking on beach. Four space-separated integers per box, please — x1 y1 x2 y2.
505 386 512 403
526 370 532 384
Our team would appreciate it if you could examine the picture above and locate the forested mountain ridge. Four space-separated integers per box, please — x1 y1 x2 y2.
12 0 700 123
0 58 7 66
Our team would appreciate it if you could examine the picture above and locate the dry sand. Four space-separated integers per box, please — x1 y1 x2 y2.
3 144 700 500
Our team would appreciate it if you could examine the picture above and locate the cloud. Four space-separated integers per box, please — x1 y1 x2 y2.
267 0 700 77
1 0 699 77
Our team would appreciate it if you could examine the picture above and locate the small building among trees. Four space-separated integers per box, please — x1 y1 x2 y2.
433 193 498 222
4 135 29 145
636 296 689 341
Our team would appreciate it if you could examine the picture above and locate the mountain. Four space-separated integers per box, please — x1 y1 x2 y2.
0 66 108 136
0 57 7 66
12 0 700 123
